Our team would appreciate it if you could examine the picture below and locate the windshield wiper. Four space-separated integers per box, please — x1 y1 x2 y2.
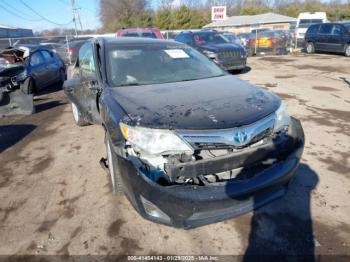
117 82 140 87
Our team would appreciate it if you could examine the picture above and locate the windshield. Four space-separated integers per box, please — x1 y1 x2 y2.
106 43 226 87
193 32 229 45
123 32 157 39
224 34 238 42
298 19 323 28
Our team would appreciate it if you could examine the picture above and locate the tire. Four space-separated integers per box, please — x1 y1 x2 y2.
20 77 34 95
306 42 315 54
345 45 350 57
71 102 89 126
105 133 123 194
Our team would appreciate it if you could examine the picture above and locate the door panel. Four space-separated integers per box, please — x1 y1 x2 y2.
77 42 101 124
41 50 59 83
318 24 333 51
29 51 49 89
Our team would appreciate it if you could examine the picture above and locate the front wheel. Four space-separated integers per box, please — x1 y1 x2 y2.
71 102 89 126
345 45 350 57
105 134 123 194
306 42 315 54
20 77 34 95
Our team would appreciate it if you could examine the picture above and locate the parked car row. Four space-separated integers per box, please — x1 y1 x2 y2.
174 30 247 71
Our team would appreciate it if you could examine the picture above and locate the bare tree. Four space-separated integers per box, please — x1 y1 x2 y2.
99 0 150 31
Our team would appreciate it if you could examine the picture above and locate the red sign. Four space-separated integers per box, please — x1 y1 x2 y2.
211 6 227 21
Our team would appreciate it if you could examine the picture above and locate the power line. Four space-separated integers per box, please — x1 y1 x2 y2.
0 2 42 21
58 0 69 5
0 0 43 21
19 0 73 26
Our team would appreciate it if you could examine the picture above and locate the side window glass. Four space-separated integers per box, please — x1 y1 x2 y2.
308 25 319 34
320 24 332 34
41 50 52 61
79 43 95 73
184 34 193 44
332 25 342 36
175 34 185 42
176 34 192 44
30 52 44 66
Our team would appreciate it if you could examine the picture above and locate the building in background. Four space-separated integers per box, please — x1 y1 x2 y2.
203 12 297 33
0 24 33 39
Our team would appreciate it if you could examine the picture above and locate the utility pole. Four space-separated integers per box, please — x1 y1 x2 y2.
76 7 83 31
70 0 78 36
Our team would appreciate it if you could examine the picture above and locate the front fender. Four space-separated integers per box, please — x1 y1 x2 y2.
100 88 129 147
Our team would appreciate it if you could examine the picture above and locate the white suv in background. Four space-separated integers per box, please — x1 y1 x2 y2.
295 12 328 44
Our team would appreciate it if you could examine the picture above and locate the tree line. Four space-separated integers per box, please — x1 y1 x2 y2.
99 0 350 32
35 0 350 35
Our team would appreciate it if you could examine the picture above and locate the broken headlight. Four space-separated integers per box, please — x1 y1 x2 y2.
273 102 291 133
119 122 194 155
15 69 28 82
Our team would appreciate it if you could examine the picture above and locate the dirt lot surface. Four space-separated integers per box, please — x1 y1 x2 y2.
0 53 350 258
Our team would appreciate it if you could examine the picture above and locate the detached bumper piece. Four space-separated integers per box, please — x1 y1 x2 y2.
0 90 34 116
116 118 304 228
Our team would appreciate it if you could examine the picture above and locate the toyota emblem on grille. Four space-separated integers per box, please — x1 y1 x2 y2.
233 129 249 146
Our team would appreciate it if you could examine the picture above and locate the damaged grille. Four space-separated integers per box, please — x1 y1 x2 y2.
178 114 275 149
159 114 278 186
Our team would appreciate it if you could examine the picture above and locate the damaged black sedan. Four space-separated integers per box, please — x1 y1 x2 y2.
64 37 304 228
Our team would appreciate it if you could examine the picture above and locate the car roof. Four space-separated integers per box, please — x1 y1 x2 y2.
100 37 177 46
118 28 160 32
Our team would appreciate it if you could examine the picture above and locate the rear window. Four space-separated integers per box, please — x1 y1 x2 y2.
141 32 157 39
123 33 139 37
319 24 333 34
122 32 158 39
299 19 323 28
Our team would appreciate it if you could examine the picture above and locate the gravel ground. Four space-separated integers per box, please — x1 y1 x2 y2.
0 53 349 259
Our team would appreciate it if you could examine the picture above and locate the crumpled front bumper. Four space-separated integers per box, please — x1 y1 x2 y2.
115 118 305 229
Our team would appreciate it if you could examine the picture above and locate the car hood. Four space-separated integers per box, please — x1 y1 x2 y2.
110 75 281 130
200 43 243 52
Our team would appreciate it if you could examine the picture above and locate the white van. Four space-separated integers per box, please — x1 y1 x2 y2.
296 12 328 40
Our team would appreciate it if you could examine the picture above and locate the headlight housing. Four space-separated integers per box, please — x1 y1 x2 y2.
241 48 247 58
120 123 193 155
202 50 217 59
14 69 27 82
274 102 291 133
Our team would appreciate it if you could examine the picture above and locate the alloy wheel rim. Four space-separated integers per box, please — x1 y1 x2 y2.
71 103 79 123
307 44 312 53
346 46 350 56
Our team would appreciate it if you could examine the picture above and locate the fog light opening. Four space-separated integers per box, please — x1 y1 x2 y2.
140 196 171 223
